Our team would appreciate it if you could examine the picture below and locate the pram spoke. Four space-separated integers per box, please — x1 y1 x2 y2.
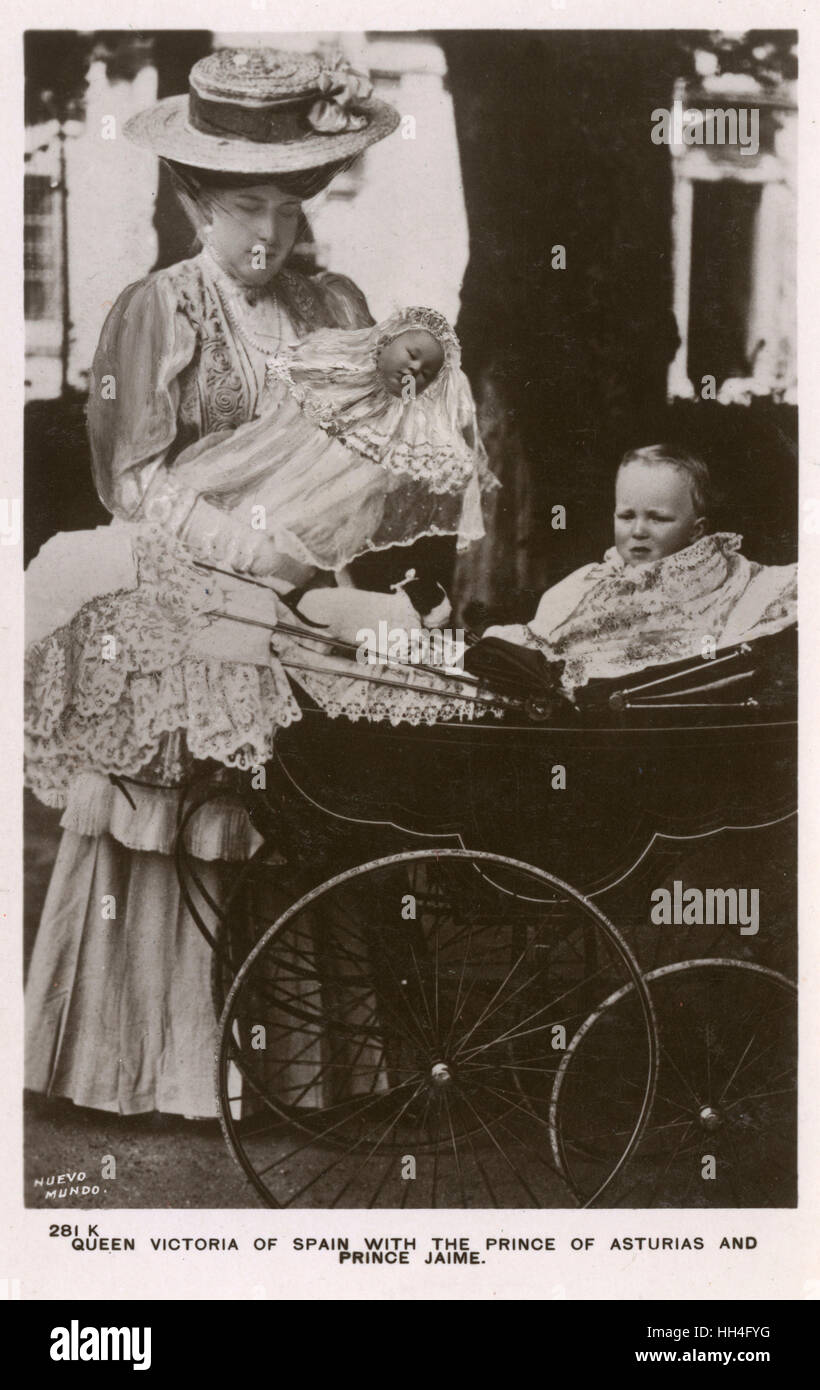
551 959 795 1207
217 850 655 1208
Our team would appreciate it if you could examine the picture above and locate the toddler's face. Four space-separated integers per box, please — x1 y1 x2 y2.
614 461 706 566
377 329 445 399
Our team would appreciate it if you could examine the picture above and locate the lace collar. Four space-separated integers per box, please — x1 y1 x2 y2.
596 532 744 591
198 246 301 361
199 245 278 307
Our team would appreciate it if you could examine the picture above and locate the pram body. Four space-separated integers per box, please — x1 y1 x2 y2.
170 594 796 1210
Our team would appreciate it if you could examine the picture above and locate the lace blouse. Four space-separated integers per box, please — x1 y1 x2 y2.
87 248 376 575
26 255 488 811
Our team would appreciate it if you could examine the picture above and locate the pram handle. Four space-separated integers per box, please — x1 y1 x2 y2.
193 560 329 628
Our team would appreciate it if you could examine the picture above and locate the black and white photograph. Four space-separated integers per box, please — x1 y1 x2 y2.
4 0 817 1309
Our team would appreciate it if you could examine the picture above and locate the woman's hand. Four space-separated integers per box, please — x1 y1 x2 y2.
246 537 283 576
177 493 283 576
229 532 283 577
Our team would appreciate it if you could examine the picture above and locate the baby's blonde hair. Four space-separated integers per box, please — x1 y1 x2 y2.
617 444 716 525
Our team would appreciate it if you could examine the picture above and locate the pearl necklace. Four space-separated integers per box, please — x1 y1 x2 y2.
202 246 286 358
219 289 286 359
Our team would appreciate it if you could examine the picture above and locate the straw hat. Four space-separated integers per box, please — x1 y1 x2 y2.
124 46 400 175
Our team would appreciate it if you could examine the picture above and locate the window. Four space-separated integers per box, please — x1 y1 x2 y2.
667 83 796 405
24 173 61 324
687 179 761 389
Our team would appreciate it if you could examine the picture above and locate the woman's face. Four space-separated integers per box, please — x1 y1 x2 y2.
614 461 706 565
204 182 303 285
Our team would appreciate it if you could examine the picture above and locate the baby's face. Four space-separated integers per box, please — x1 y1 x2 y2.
377 329 445 399
614 461 706 565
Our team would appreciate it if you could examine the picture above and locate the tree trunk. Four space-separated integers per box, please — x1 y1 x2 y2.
438 31 688 624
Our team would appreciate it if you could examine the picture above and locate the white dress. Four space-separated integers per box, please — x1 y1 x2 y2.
25 252 490 1116
24 251 371 1116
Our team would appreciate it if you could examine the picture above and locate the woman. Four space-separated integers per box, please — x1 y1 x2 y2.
24 46 408 1119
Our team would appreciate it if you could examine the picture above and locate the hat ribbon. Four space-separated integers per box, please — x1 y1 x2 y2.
308 56 373 135
187 56 373 145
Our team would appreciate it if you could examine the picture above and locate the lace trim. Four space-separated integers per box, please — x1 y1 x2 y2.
24 527 303 807
593 532 744 595
172 260 256 432
374 306 462 370
266 356 477 493
271 518 485 572
25 527 224 729
25 655 302 809
290 667 487 727
276 635 491 728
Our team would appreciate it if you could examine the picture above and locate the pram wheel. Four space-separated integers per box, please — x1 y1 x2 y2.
550 958 796 1207
216 849 657 1208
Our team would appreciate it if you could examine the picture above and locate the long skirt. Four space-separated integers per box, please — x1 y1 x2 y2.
24 770 264 1117
24 770 390 1119
24 827 226 1117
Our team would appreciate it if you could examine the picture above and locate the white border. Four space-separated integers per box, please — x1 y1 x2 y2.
2 0 817 1302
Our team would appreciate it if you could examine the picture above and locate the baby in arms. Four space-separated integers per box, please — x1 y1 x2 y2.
25 309 497 804
169 304 496 582
478 445 796 698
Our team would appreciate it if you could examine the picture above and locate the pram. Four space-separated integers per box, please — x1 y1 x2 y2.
167 574 796 1211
